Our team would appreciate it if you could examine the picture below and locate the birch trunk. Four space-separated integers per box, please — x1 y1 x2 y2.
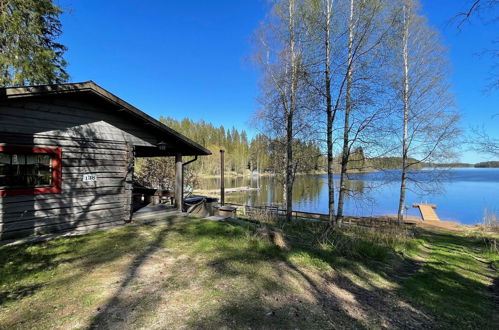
397 1 410 224
325 0 336 227
285 0 297 222
336 0 354 223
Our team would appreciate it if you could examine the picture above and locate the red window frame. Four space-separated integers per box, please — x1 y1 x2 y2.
0 146 62 197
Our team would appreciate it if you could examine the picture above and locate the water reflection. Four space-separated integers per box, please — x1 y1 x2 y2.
200 175 325 207
345 180 365 195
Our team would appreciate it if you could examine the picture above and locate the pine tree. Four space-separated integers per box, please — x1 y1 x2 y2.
0 0 69 86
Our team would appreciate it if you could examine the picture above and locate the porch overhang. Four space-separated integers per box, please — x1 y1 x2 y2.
134 145 206 157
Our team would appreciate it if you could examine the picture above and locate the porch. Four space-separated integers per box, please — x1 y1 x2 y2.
131 137 210 219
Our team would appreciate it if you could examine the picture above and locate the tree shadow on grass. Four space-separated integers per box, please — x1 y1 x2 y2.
398 264 496 328
397 230 499 329
280 245 435 329
170 225 365 329
0 283 44 305
7 220 491 329
0 226 146 307
88 223 174 329
180 222 433 329
80 221 353 329
187 293 358 329
418 229 488 251
284 227 499 329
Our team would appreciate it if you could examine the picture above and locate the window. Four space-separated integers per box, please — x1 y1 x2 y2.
0 146 62 196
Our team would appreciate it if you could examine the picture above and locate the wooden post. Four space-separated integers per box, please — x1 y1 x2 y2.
220 149 225 206
175 154 183 211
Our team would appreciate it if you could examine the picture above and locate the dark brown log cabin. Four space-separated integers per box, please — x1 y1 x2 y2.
0 81 210 240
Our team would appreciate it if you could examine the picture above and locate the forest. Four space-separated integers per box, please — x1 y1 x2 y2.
475 161 499 168
157 116 324 176
139 115 452 177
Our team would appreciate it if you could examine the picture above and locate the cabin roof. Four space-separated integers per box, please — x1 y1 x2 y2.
0 81 211 156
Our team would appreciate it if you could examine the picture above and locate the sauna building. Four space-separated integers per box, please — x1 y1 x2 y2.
0 81 210 240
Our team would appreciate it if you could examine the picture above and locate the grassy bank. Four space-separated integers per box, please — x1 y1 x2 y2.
0 218 497 329
400 228 498 328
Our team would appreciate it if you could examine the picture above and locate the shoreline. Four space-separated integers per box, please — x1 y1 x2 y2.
198 168 377 179
197 166 496 180
188 194 489 229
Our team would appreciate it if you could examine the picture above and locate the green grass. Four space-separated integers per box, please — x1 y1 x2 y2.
0 218 497 329
399 229 499 329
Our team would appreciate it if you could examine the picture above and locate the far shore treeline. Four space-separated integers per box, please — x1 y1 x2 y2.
135 117 499 185
157 116 323 176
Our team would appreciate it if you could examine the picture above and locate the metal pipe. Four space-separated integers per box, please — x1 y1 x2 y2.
175 154 183 211
182 155 198 166
178 155 199 211
220 149 225 206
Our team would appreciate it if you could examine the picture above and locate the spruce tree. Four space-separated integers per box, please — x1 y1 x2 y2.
0 0 68 86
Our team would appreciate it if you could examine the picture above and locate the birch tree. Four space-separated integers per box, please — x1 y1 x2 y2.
397 0 411 224
324 0 335 226
331 0 397 223
254 0 316 222
394 0 460 223
336 0 355 223
302 0 397 227
302 0 338 227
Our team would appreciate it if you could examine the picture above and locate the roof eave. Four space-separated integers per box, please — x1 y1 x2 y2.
0 82 212 156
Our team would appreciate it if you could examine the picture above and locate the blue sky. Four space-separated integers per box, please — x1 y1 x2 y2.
58 0 497 163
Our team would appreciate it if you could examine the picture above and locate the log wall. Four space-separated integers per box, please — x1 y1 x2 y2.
0 98 157 240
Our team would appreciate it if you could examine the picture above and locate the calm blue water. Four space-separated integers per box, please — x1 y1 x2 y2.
201 168 499 225
332 168 499 224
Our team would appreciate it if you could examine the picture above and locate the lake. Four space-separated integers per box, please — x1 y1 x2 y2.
199 168 499 225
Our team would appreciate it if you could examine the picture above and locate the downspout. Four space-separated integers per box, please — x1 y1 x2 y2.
183 155 198 167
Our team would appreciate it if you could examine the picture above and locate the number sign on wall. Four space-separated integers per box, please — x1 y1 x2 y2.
83 174 98 182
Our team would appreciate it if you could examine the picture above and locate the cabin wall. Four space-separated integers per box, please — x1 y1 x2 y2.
0 98 150 240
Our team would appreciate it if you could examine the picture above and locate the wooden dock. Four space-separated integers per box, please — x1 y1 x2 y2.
194 186 260 195
413 203 440 221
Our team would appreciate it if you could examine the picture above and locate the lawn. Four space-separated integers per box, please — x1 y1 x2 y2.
0 217 497 329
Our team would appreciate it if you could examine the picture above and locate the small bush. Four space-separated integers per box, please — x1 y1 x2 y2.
470 208 499 253
471 229 499 254
481 207 499 232
244 208 280 226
